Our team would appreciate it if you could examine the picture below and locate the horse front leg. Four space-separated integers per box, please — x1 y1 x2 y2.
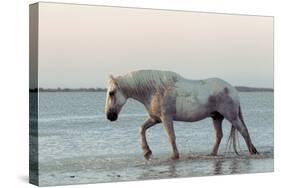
139 117 158 160
162 116 179 160
210 115 224 156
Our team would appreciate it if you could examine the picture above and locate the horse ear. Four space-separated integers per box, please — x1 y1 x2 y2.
109 75 118 86
109 74 115 81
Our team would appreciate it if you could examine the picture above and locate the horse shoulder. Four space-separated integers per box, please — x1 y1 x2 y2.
161 87 177 115
146 88 176 120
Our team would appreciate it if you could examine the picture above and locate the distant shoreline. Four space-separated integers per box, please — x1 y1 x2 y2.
235 86 273 92
29 86 273 93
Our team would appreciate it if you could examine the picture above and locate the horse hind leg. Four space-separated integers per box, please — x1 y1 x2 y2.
210 112 224 156
230 116 258 155
237 107 258 154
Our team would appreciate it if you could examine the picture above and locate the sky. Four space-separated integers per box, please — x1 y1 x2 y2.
36 2 273 89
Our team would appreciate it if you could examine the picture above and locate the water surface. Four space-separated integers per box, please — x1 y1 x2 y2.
36 92 273 186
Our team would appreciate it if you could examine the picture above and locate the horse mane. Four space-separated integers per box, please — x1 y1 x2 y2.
115 70 182 97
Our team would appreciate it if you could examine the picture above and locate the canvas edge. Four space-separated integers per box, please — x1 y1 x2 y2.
29 2 39 186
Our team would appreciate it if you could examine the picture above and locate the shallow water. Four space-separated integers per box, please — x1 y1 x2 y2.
35 92 273 186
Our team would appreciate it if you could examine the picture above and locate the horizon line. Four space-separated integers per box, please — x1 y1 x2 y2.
29 86 274 92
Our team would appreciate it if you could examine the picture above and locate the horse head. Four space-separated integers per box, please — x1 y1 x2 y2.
105 75 127 121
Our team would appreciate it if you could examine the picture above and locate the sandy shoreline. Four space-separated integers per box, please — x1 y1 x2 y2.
39 148 273 186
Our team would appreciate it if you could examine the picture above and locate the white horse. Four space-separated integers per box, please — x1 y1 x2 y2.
105 70 258 160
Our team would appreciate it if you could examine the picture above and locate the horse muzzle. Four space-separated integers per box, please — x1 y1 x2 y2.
106 112 118 121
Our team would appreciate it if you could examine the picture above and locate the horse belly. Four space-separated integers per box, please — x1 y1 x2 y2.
174 96 209 122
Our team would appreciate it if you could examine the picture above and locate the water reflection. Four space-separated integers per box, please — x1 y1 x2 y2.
138 152 261 181
139 160 178 180
167 162 178 177
212 155 252 175
213 159 223 175
229 158 239 174
229 157 251 174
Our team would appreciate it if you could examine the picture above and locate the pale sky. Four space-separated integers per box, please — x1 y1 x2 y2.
36 2 273 88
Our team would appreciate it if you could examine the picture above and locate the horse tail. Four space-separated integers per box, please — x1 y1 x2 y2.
226 106 244 155
226 126 240 155
238 106 246 127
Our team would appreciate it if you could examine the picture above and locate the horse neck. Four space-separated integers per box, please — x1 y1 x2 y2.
117 77 153 106
121 85 152 106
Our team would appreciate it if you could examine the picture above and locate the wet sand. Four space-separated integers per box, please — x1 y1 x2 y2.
39 148 273 186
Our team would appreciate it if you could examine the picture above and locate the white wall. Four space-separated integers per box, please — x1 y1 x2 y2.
0 0 280 188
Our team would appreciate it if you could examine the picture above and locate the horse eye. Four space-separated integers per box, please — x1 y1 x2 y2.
109 91 115 97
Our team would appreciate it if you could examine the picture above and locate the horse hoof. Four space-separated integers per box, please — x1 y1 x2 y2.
250 149 259 155
171 154 179 160
250 145 259 155
144 150 152 160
